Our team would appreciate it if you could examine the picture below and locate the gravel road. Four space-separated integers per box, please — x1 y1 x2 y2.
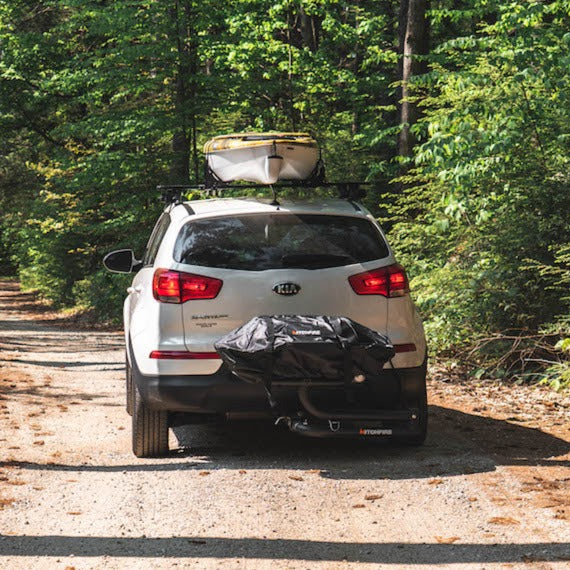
0 279 568 569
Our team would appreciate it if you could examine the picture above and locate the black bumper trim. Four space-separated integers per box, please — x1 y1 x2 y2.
131 349 426 416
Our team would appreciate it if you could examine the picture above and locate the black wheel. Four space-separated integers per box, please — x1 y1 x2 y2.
125 356 133 416
131 379 169 458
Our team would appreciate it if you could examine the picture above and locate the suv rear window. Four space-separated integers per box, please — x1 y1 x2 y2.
173 213 389 270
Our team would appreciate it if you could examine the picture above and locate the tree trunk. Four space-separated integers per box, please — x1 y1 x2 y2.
398 0 409 105
398 0 429 158
299 6 320 53
171 130 190 184
169 0 196 184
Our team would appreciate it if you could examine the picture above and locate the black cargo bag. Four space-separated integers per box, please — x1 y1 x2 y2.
214 315 395 388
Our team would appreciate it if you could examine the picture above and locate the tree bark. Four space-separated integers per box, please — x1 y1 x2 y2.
169 0 197 184
299 6 320 53
398 0 429 158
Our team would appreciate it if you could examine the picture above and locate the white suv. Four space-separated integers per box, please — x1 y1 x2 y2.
104 196 427 457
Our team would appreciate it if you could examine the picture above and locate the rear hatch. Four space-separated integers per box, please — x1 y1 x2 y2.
173 211 393 356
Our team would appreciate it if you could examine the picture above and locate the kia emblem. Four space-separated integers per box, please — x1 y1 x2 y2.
273 282 301 296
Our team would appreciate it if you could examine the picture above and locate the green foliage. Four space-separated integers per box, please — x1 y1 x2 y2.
0 0 399 321
387 0 570 386
73 269 131 323
1 0 568 389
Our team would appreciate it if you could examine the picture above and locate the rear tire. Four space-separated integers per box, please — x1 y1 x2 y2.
131 378 169 458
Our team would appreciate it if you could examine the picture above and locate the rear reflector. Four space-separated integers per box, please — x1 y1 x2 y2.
153 269 222 303
348 264 409 297
149 351 220 360
393 343 416 353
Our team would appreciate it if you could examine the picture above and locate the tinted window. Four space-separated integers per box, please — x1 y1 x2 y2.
143 213 171 266
173 214 389 270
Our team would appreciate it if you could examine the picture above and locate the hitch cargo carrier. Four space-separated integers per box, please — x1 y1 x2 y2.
215 315 426 440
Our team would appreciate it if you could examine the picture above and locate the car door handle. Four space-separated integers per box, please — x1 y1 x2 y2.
127 286 143 294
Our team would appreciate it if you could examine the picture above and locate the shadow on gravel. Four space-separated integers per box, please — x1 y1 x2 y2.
0 380 114 403
0 357 124 369
166 405 570 479
2 406 567 479
0 535 568 563
0 328 123 348
0 337 123 354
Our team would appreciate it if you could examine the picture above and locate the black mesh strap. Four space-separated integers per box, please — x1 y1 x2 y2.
263 317 277 410
328 317 354 387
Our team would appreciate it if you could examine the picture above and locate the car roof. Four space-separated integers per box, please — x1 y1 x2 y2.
170 197 371 222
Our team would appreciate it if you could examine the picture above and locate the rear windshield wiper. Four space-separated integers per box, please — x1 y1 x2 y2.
281 253 355 268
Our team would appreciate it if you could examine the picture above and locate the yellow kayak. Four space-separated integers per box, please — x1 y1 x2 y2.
204 133 320 185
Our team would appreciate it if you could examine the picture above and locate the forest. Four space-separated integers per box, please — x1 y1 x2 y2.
0 0 568 388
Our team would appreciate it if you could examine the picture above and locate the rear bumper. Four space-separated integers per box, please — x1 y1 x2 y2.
131 347 427 415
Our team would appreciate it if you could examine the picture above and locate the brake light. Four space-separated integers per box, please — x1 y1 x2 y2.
149 350 220 359
153 269 222 303
348 264 409 297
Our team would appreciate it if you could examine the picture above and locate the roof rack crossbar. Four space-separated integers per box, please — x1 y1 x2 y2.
157 181 369 204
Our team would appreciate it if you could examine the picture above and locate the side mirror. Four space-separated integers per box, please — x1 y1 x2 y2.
103 249 142 274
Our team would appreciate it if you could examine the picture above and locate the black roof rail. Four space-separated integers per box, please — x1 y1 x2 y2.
157 181 369 205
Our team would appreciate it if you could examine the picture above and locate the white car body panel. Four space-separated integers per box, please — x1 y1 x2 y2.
177 261 390 374
125 198 426 377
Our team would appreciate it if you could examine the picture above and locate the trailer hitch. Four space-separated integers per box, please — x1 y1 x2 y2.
297 386 414 422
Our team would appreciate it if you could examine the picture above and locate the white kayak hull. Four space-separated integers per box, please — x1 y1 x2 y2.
204 134 320 185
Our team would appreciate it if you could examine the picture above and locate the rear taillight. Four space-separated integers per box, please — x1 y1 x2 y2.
348 264 409 297
153 269 222 303
149 350 220 359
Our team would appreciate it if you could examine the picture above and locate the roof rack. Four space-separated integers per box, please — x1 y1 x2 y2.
157 181 368 205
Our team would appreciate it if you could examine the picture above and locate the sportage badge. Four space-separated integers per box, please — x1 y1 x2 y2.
272 282 301 296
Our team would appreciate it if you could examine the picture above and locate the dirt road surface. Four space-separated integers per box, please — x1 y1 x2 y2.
0 280 568 569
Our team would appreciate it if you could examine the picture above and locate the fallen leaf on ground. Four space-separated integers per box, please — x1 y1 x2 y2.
198 471 210 476
428 479 444 486
67 511 82 515
289 475 303 481
489 516 519 525
352 504 365 509
522 555 545 563
364 494 383 501
435 536 460 544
